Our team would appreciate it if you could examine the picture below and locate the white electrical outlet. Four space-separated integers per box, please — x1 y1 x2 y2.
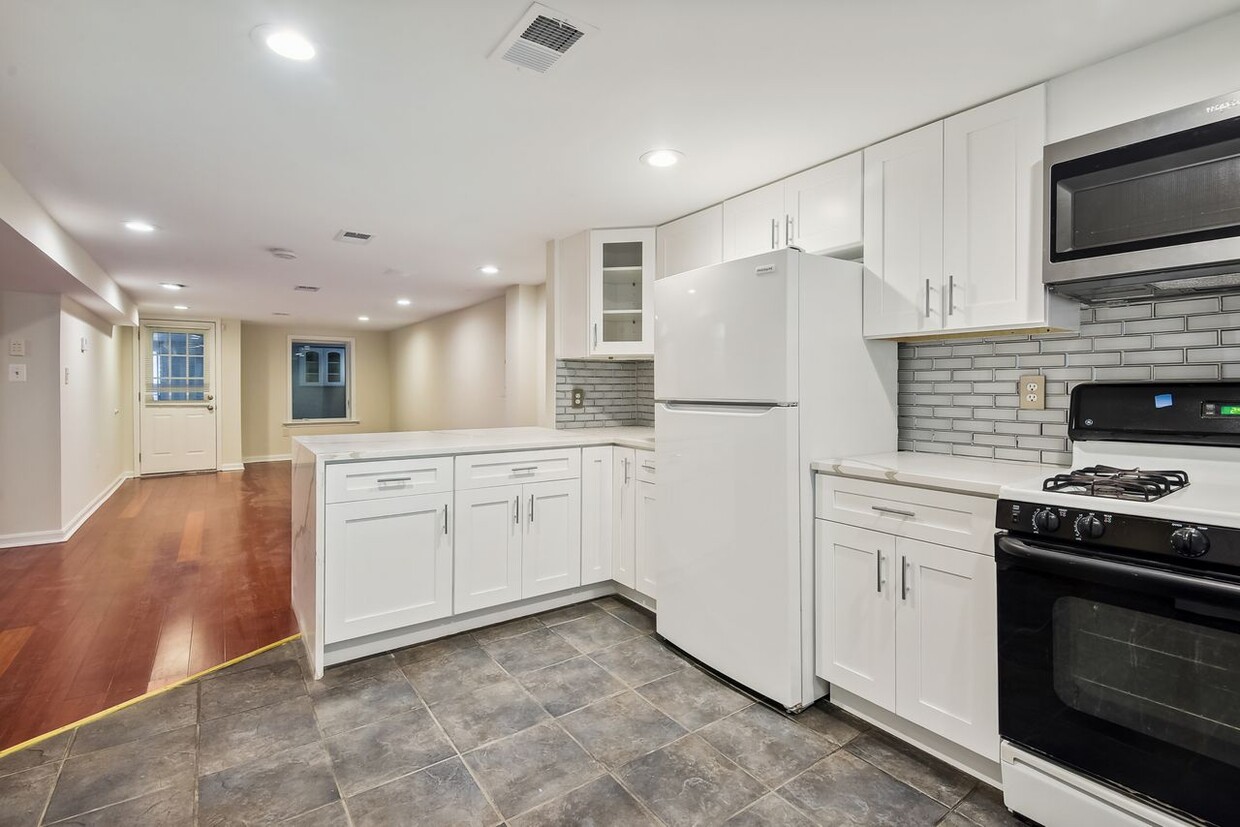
8 364 27 382
1020 374 1046 410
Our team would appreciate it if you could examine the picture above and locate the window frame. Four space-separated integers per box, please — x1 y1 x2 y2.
286 335 357 424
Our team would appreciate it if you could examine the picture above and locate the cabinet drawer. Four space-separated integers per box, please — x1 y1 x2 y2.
814 474 993 555
635 449 656 483
454 448 581 490
326 457 453 504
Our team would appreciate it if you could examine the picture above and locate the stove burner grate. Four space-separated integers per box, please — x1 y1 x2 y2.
1042 465 1189 502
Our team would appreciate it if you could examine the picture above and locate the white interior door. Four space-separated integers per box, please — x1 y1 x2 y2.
139 321 217 475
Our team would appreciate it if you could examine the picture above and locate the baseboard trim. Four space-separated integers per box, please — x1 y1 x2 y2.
219 462 245 472
0 471 130 550
243 454 292 464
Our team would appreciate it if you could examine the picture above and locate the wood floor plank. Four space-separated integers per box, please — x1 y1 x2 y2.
0 626 35 679
0 462 296 750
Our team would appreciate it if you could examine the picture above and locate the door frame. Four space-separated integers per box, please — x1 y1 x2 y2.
132 317 223 475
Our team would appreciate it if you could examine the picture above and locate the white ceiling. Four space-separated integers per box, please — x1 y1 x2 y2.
2 0 1239 329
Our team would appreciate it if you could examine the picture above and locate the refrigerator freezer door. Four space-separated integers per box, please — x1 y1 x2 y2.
655 401 802 707
654 251 798 404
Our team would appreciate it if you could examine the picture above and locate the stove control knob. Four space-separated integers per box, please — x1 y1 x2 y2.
1171 527 1210 558
1033 509 1060 532
1075 514 1105 540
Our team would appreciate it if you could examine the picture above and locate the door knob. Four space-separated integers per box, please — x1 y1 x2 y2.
206 393 215 401
207 404 215 412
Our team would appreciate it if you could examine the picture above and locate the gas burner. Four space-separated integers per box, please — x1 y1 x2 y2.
1042 465 1190 502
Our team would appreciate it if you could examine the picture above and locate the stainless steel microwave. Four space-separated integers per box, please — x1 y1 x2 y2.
1044 88 1240 303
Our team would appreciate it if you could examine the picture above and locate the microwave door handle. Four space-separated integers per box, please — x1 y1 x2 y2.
997 534 1240 604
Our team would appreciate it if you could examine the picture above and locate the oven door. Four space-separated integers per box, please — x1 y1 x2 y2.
997 534 1240 827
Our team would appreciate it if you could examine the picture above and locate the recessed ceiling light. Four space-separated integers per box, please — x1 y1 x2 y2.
357 315 370 322
396 298 411 306
263 28 316 61
124 220 156 232
640 149 683 168
160 282 184 291
173 305 189 311
479 265 500 275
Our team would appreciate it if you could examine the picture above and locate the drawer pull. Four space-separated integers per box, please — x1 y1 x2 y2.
871 505 916 518
510 466 538 474
642 462 655 471
376 477 412 486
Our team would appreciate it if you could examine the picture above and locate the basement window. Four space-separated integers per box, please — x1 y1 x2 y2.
289 337 353 422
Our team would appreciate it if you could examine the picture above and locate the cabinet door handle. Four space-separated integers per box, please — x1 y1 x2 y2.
871 505 916 518
901 556 910 601
528 494 535 524
442 504 449 535
924 278 931 318
876 550 883 593
623 457 630 484
770 218 777 250
593 323 599 348
514 495 520 525
786 215 793 245
948 275 955 316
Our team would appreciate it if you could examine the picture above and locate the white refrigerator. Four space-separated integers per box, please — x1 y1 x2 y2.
654 249 896 710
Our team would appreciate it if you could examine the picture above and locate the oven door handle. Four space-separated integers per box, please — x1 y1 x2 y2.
997 534 1240 603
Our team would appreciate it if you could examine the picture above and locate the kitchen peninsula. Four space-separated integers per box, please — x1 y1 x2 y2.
291 426 655 677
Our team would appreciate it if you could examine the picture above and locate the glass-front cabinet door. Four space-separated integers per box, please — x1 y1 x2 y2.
589 228 655 356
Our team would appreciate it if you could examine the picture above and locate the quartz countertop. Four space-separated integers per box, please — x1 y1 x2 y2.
294 426 654 462
811 451 1062 499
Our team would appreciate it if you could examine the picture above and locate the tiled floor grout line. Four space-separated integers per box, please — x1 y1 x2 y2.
34 727 74 827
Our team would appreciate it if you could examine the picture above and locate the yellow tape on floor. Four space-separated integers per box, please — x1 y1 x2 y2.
0 633 302 759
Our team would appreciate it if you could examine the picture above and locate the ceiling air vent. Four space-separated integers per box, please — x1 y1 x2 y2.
268 247 298 260
334 230 373 244
294 285 320 293
490 3 595 74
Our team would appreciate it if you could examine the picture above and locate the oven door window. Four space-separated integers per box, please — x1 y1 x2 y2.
999 540 1240 826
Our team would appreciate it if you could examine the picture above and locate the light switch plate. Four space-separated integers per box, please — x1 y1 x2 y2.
8 364 27 382
571 387 585 409
1020 374 1046 410
8 338 25 357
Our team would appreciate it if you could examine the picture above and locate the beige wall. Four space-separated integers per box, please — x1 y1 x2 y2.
59 296 130 527
505 284 545 427
388 296 509 432
240 323 392 461
0 290 61 536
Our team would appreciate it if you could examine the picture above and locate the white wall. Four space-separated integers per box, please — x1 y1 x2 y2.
505 284 545 427
0 291 62 537
1047 11 1240 142
240 322 392 461
219 319 243 469
59 296 130 528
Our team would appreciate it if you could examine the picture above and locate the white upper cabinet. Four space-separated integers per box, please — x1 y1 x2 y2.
785 151 864 257
557 228 656 358
863 122 946 339
943 85 1045 331
863 84 1077 339
723 180 787 261
656 205 723 280
720 152 865 265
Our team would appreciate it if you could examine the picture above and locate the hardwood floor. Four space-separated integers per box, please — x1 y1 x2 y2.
0 463 297 751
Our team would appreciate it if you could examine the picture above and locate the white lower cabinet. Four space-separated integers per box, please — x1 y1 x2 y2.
455 479 583 612
635 477 658 599
523 479 582 599
454 484 524 613
325 492 453 643
612 447 637 589
815 516 998 761
580 447 614 585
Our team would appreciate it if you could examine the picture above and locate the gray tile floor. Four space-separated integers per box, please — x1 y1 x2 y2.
0 597 1027 826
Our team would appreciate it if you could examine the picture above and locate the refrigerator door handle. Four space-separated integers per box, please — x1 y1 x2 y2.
661 401 785 414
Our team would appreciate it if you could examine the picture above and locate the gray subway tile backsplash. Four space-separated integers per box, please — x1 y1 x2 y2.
555 360 654 428
898 301 1240 465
